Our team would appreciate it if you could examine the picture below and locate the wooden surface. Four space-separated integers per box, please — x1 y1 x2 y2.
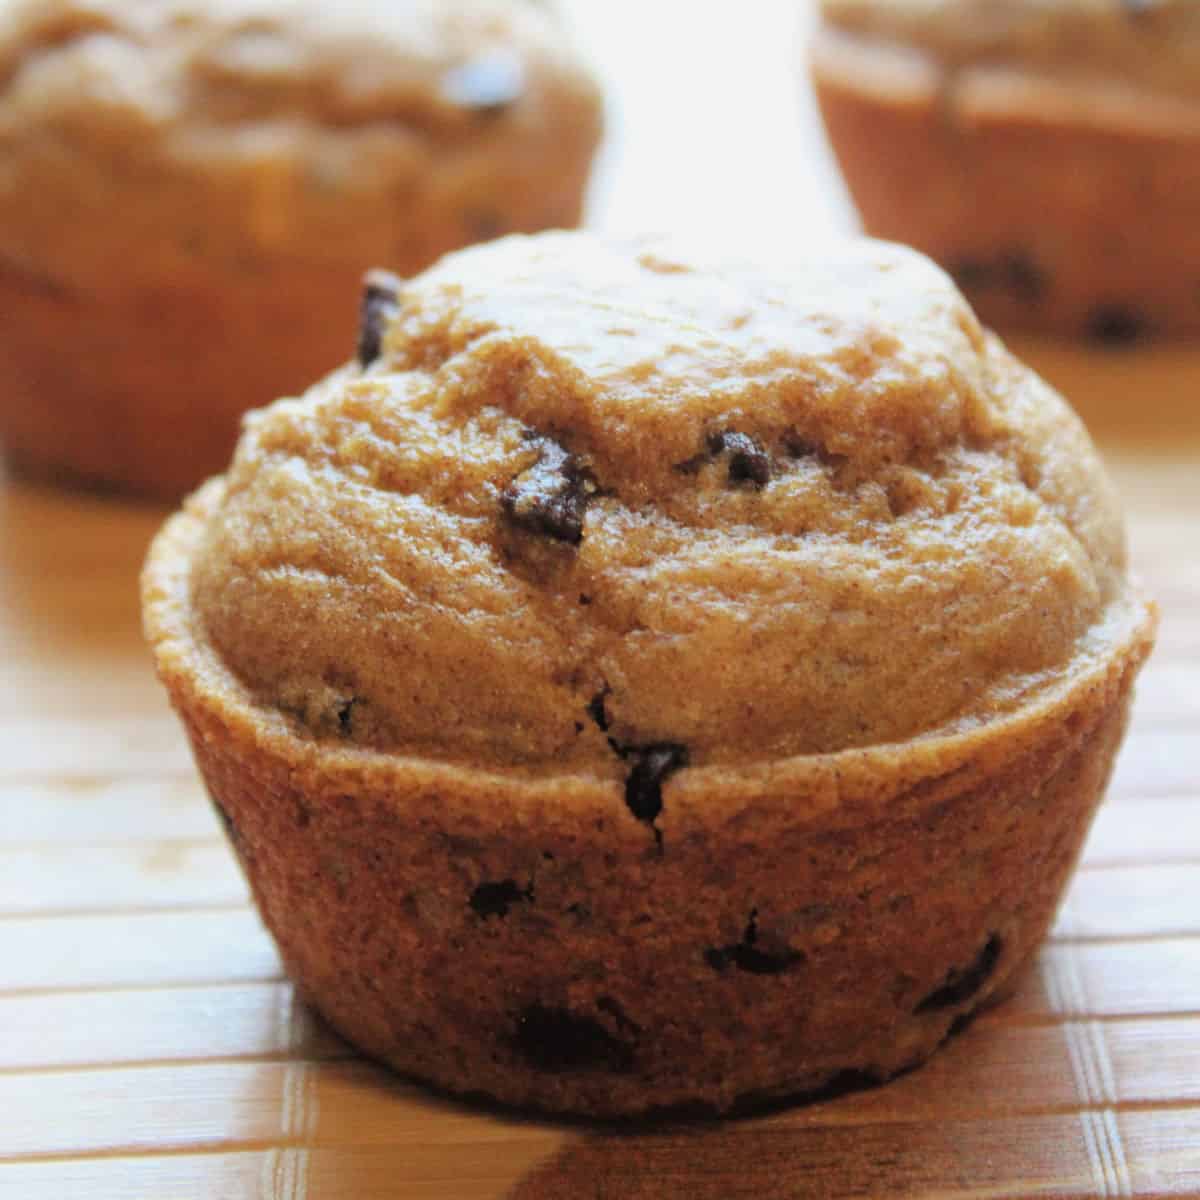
2 3 1200 1196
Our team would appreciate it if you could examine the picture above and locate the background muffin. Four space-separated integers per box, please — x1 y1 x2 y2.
811 0 1200 342
144 231 1155 1116
0 0 603 497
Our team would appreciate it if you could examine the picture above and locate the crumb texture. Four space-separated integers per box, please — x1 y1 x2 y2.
188 232 1134 774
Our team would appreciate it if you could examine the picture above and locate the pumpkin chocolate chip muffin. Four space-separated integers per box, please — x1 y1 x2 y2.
0 0 602 498
143 231 1155 1116
811 0 1200 341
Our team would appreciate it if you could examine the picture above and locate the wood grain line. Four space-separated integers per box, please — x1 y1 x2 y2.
1063 1020 1117 1109
1081 1108 1135 1198
269 1146 312 1200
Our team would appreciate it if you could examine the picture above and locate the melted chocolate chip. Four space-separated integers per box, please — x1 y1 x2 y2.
1002 253 1048 303
469 879 531 919
951 251 1046 304
512 1004 635 1073
465 210 505 242
623 743 688 825
720 432 772 487
441 50 525 114
679 431 771 486
916 934 1003 1012
705 913 805 976
1086 305 1148 348
949 259 994 292
336 698 357 737
596 995 641 1036
356 269 402 368
501 438 595 544
783 433 821 459
586 687 611 733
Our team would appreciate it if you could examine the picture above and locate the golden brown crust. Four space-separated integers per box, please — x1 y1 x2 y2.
0 0 603 496
184 233 1135 774
144 477 1154 1115
810 25 1200 339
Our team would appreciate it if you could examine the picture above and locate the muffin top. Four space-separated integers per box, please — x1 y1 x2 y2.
178 232 1144 780
0 0 600 281
819 1 1200 101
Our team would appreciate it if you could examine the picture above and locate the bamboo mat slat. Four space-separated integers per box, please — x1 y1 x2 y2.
1 1020 1199 1162
0 983 344 1074
0 910 282 994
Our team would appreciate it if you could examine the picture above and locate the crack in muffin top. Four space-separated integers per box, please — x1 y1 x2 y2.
189 232 1132 774
819 0 1200 102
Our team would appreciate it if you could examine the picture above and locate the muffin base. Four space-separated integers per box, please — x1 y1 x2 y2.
145 482 1155 1117
811 27 1200 341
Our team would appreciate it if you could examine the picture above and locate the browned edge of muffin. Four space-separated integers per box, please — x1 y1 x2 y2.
143 479 1156 1115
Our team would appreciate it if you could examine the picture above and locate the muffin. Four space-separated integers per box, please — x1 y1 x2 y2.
143 231 1155 1117
811 0 1200 342
0 0 602 498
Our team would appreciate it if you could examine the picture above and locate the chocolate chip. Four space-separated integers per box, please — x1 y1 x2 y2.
336 698 358 737
586 687 611 732
1002 253 1047 303
720 432 771 487
951 252 1046 303
501 437 595 544
916 934 1003 1012
356 269 402 368
596 995 641 1036
679 431 770 486
783 433 820 459
705 912 805 976
1122 0 1156 19
673 447 709 475
441 50 525 114
469 879 531 919
466 210 505 242
950 259 995 292
512 1004 635 1073
623 743 688 825
1086 305 1148 347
